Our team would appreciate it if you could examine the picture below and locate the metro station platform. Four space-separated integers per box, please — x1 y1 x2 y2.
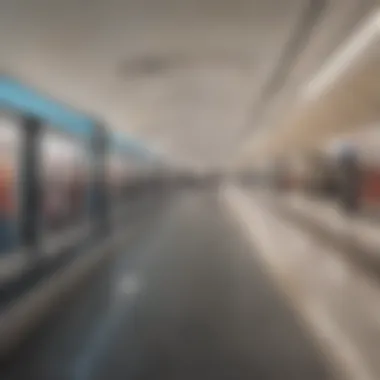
0 189 333 380
277 192 380 255
268 191 380 283
225 186 380 380
1 1 379 379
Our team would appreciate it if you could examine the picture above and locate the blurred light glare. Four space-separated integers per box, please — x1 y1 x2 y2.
304 8 380 101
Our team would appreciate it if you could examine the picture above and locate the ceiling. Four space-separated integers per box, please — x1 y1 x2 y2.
0 0 376 168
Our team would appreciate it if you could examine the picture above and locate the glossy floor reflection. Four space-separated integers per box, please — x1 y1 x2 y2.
1 191 333 380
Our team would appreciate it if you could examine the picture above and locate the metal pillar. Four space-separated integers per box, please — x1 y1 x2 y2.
20 116 41 253
91 124 109 236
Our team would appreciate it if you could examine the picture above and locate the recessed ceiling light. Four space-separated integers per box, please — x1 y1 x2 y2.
118 51 255 78
118 55 172 77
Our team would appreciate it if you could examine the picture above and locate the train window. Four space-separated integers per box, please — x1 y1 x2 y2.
108 153 125 201
0 113 21 255
40 130 89 240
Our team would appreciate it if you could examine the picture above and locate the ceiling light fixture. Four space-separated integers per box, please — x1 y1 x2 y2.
304 8 380 101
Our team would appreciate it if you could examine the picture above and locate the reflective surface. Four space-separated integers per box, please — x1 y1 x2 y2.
0 113 20 255
1 191 332 380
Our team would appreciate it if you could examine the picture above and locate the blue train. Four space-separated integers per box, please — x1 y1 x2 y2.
0 75 159 265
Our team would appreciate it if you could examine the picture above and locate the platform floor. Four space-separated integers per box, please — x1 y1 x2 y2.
1 190 332 380
279 192 380 253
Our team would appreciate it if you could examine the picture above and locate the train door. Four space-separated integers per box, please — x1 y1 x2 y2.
0 112 21 256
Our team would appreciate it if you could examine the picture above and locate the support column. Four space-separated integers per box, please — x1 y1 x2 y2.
340 149 360 213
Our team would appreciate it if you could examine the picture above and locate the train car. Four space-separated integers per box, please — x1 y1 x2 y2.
0 75 159 277
0 75 97 259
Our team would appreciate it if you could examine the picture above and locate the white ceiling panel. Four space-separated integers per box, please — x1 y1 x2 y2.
0 0 375 167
